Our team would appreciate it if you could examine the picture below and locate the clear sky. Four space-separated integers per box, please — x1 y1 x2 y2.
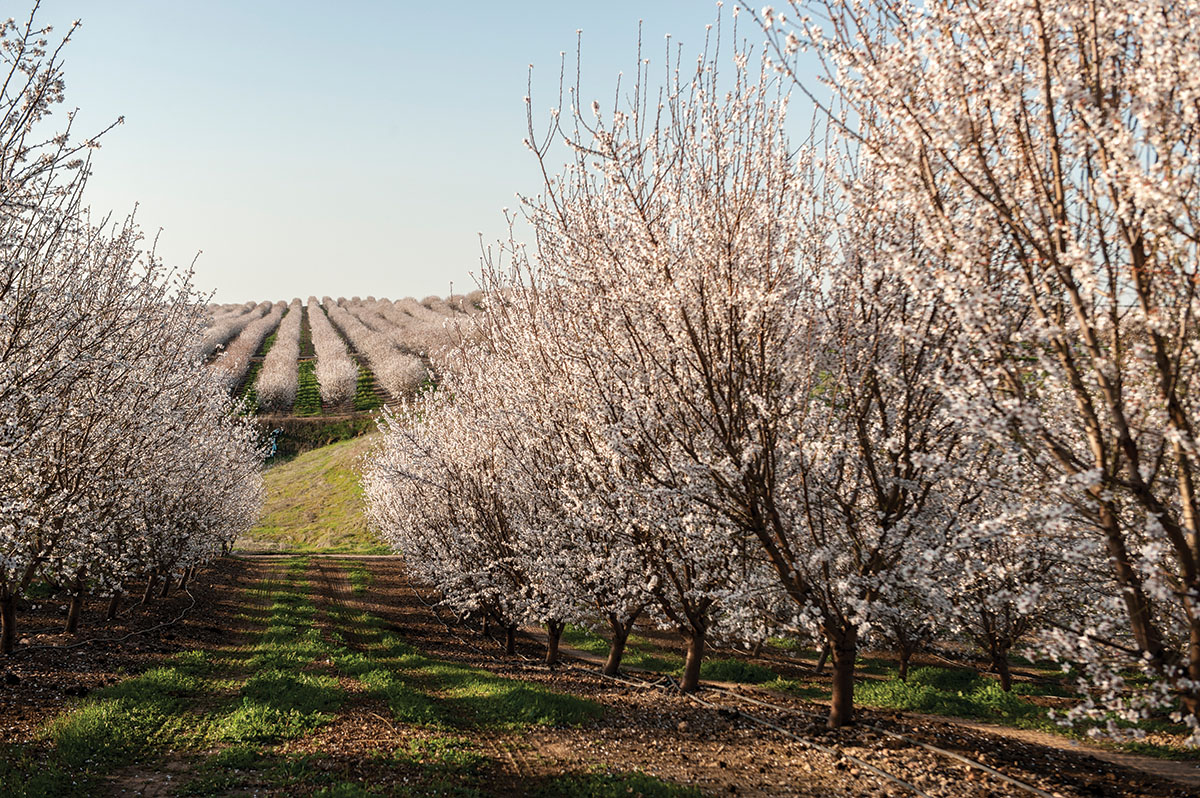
37 1 789 303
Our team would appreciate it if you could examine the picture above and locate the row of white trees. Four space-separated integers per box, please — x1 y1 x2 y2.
198 301 269 359
324 298 428 398
307 298 359 405
211 301 285 394
366 0 1200 740
0 9 266 653
255 298 303 411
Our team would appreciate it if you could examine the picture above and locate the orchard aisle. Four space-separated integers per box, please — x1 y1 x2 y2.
4 556 1198 797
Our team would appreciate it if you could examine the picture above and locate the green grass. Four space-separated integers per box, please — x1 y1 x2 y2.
562 625 611 655
294 360 323 416
239 361 263 413
236 435 388 553
47 650 214 767
354 367 384 411
329 610 601 730
0 562 302 798
606 632 679 672
341 560 374 594
0 650 216 797
695 658 776 684
856 667 1043 726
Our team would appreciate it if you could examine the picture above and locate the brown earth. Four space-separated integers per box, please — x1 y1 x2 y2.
1 556 1197 797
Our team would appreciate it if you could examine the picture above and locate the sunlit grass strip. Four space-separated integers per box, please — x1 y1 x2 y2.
0 651 217 797
339 559 373 594
293 360 322 416
210 557 344 743
325 597 601 730
1 564 290 797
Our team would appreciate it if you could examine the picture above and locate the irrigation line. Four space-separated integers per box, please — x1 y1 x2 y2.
13 589 198 654
395 571 937 796
711 685 1056 798
680 679 933 797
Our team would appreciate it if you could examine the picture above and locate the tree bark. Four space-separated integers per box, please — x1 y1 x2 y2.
827 626 858 728
898 646 912 682
64 570 86 634
105 591 122 621
814 642 831 675
604 617 632 676
159 572 172 598
179 567 194 591
504 624 517 655
0 593 15 655
991 648 1013 692
141 573 157 605
545 620 564 665
64 592 83 634
680 625 707 693
1185 618 1200 724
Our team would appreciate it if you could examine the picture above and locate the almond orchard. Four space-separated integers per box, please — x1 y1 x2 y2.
3 2 1200 797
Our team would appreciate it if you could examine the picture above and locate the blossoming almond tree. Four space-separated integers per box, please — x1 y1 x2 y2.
763 0 1200 735
365 387 539 655
212 300 284 395
514 23 975 723
327 298 426 398
198 301 269 359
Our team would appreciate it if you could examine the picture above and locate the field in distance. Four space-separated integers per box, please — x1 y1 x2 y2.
201 294 483 419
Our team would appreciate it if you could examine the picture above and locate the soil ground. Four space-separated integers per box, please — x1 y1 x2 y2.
1 556 1198 797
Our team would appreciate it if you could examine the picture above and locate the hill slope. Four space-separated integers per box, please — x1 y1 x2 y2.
235 434 388 553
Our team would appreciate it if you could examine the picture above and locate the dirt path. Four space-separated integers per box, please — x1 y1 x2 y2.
899 713 1200 789
6 556 1200 798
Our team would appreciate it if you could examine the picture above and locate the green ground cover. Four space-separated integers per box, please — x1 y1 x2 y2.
293 360 322 416
354 367 384 411
237 435 388 553
178 561 603 797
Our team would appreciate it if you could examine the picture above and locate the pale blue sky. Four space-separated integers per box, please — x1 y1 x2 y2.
39 1 793 302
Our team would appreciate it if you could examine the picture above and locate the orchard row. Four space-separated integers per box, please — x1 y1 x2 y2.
201 295 483 415
364 0 1200 745
0 18 266 653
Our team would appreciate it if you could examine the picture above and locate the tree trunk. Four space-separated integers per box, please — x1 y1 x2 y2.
604 617 632 676
1185 618 1200 725
180 567 194 591
105 591 122 621
504 624 517 655
545 620 564 666
0 593 15 656
141 573 157 605
898 645 912 682
751 638 765 657
680 626 706 693
482 617 492 636
814 642 831 675
64 570 86 634
64 593 84 634
991 648 1013 692
159 572 172 598
827 626 858 729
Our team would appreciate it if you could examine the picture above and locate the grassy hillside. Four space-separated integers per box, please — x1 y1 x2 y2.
235 434 388 554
